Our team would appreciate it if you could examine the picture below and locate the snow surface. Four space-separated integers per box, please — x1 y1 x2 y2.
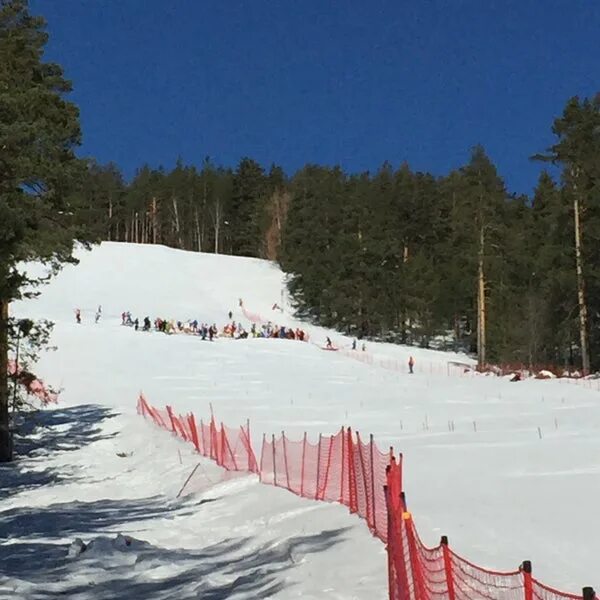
2 242 599 598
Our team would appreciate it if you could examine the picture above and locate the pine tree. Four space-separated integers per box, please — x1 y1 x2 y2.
0 0 87 461
535 96 600 372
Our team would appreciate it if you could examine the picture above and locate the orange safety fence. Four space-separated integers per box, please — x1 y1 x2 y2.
137 393 595 600
259 428 395 541
384 464 594 600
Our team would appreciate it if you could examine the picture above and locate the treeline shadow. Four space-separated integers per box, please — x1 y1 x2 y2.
0 404 118 501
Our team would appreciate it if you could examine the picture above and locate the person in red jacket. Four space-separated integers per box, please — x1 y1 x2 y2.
408 356 415 374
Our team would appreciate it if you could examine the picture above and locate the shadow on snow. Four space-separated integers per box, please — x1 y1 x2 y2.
0 404 117 501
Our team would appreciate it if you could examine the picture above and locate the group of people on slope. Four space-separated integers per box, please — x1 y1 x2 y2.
254 322 308 342
118 309 308 343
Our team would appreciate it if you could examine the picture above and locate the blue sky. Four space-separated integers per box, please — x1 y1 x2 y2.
32 0 599 194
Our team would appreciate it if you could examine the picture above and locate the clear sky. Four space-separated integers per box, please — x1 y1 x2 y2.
31 0 599 195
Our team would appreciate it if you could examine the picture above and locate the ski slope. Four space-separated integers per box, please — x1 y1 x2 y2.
2 242 599 598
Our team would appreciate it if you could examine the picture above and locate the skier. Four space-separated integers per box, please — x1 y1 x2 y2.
75 308 81 324
408 356 415 374
326 336 333 349
134 318 139 331
228 310 233 320
143 317 151 331
361 342 366 352
352 339 357 351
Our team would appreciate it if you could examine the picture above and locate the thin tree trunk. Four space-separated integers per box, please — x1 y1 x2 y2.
0 299 12 462
214 197 221 254
573 192 590 375
195 208 201 252
477 225 486 369
172 197 182 248
151 197 157 244
108 194 113 241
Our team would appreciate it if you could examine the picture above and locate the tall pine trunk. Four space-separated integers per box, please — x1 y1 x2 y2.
477 225 486 369
0 299 12 462
573 192 590 375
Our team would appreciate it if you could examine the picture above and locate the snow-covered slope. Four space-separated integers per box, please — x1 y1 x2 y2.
3 242 599 598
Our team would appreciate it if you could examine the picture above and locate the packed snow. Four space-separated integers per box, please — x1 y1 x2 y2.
2 242 599 598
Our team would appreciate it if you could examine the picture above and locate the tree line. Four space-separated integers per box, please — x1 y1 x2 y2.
71 97 600 373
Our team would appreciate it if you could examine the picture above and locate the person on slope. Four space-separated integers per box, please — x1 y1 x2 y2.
75 308 81 324
408 356 415 374
326 336 333 349
228 310 233 320
352 339 357 351
95 305 102 324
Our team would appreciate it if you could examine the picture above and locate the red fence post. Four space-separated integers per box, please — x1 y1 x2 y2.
315 434 322 500
300 432 307 497
321 434 335 499
219 422 226 467
521 561 533 600
384 485 395 600
188 413 200 452
441 536 456 600
356 431 372 527
404 512 427 600
166 405 176 432
246 419 252 472
370 433 377 534
210 417 217 461
340 426 346 504
282 431 291 490
272 434 278 487
347 428 357 513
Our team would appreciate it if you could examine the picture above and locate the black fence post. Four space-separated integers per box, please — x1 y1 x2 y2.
583 587 596 600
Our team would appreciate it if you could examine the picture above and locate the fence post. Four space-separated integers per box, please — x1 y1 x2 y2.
282 431 291 490
246 419 252 472
272 434 278 487
404 511 426 600
356 431 372 527
385 485 394 600
521 560 533 600
320 434 335 500
259 433 266 483
583 588 596 600
315 434 323 500
441 536 456 600
398 452 403 496
370 434 377 534
210 417 217 461
347 428 357 513
199 419 205 455
166 405 176 432
189 413 200 453
300 432 307 497
219 423 226 467
340 426 346 504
